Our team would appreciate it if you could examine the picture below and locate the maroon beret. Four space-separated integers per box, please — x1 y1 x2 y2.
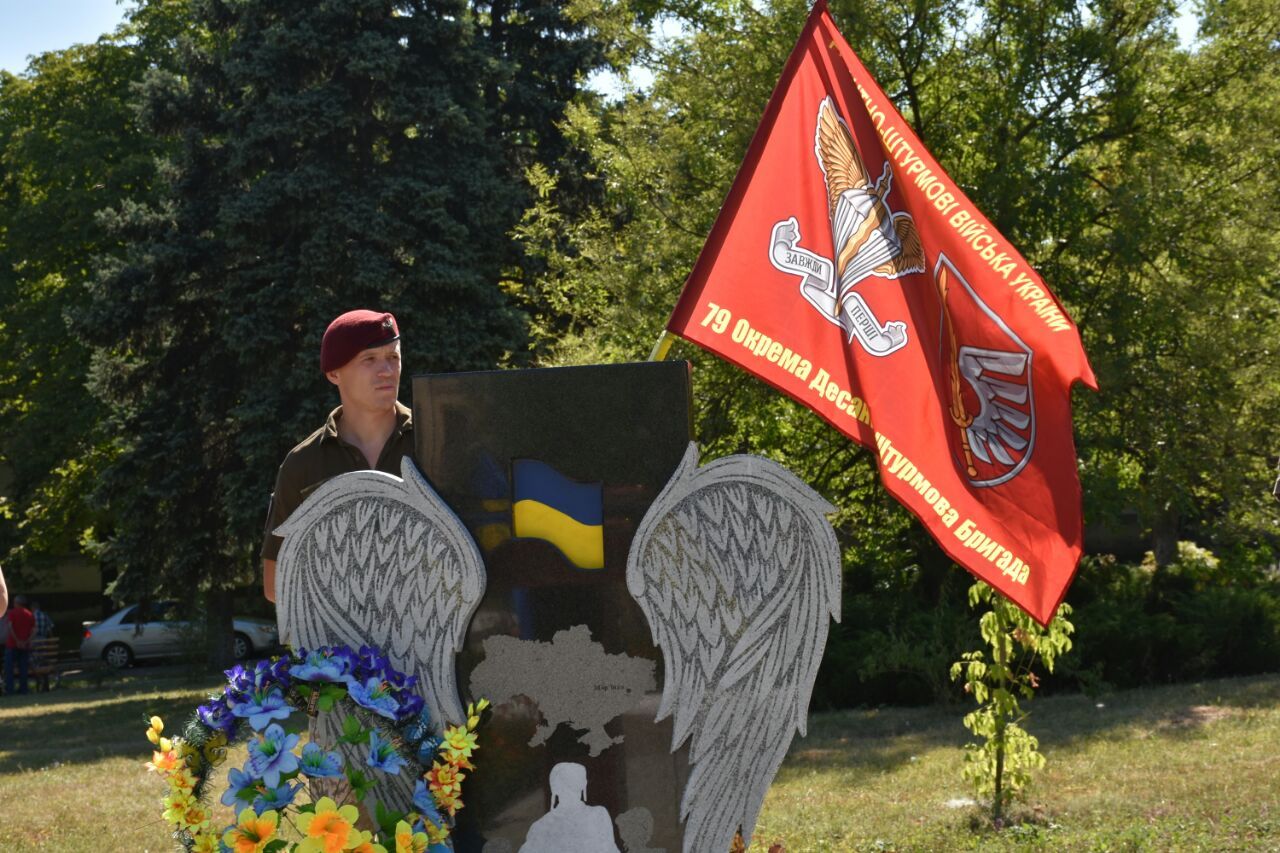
320 309 400 373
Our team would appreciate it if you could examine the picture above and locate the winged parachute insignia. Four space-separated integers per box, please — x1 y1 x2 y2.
626 443 843 853
274 457 487 808
815 97 924 287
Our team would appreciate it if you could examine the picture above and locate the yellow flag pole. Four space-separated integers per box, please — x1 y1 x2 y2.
648 330 675 362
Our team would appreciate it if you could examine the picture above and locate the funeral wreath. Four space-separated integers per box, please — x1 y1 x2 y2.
145 644 486 852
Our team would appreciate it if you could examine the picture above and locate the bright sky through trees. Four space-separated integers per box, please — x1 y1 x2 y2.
1 1 1201 79
0 0 128 74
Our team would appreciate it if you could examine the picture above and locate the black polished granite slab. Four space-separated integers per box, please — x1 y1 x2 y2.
413 361 693 853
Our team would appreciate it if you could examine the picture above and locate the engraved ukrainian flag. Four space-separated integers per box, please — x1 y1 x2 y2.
511 459 605 570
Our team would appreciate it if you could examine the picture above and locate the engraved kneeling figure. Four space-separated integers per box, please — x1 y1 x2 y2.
519 762 620 853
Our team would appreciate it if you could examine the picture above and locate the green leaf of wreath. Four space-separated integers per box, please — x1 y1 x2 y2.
346 767 372 801
338 713 368 745
317 683 347 712
375 801 407 837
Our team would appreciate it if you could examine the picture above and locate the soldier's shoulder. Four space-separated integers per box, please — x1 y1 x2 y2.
276 422 330 478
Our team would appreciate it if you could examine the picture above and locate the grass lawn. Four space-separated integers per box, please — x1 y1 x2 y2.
1 670 1276 851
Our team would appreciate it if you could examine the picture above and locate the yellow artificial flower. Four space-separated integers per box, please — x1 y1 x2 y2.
191 831 221 853
394 820 429 853
172 766 199 793
465 698 489 730
427 761 462 796
146 715 165 744
295 796 360 853
442 726 478 760
423 818 450 846
348 828 388 853
148 747 180 775
222 808 280 853
161 790 196 825
181 801 212 832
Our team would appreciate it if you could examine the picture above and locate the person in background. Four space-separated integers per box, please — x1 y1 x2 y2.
4 594 35 695
0 564 7 613
32 600 54 639
0 601 8 696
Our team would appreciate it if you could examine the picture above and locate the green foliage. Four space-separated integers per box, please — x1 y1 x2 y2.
67 0 617 629
950 581 1074 823
518 0 1280 572
1063 545 1280 687
0 0 1276 704
0 8 184 573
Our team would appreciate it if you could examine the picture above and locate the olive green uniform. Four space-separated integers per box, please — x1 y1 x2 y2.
260 401 414 560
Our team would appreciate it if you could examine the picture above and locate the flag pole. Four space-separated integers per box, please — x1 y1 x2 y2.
648 330 675 362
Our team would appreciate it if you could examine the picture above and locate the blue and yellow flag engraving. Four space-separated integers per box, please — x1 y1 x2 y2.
511 459 604 569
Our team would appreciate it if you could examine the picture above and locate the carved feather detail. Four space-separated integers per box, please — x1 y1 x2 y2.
274 457 486 810
627 443 842 853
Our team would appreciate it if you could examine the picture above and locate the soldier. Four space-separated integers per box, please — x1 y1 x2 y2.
261 309 414 602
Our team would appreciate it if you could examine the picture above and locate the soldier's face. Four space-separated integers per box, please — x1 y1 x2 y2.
327 340 402 411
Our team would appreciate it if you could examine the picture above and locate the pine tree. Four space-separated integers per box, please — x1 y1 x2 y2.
78 0 549 664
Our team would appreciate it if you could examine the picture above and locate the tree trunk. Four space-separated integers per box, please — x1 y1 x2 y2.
1151 509 1179 567
991 606 1008 825
205 587 236 671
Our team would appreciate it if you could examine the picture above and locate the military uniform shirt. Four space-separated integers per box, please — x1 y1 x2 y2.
260 400 415 560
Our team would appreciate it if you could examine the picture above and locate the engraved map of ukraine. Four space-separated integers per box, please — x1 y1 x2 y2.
468 625 657 757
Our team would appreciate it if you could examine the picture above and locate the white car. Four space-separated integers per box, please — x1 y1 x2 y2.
80 602 280 668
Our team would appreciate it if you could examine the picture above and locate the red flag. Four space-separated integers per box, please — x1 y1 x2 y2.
666 0 1097 625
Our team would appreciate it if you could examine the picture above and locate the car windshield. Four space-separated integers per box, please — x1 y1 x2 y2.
119 601 180 624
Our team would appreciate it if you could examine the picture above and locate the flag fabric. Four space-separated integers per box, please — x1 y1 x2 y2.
665 0 1097 625
511 459 605 569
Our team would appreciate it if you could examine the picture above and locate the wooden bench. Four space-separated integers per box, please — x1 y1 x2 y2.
29 639 113 691
29 637 60 692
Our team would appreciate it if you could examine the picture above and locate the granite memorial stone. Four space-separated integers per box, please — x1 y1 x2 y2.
275 362 842 852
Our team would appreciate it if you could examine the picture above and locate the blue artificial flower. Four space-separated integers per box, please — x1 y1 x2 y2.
367 730 406 775
198 697 238 737
397 691 426 722
247 723 300 787
412 779 444 827
230 685 292 731
348 676 400 720
298 742 344 779
224 658 289 714
223 663 251 693
221 764 259 807
290 648 352 683
253 781 302 815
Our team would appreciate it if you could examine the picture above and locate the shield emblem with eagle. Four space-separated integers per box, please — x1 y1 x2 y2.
274 362 842 853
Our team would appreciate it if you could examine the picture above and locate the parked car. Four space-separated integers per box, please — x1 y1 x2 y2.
80 602 280 668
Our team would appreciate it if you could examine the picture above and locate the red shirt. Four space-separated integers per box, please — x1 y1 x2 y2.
5 606 33 648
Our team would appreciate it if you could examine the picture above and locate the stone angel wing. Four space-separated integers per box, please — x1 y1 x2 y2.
274 456 486 730
626 444 842 853
815 96 871 214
